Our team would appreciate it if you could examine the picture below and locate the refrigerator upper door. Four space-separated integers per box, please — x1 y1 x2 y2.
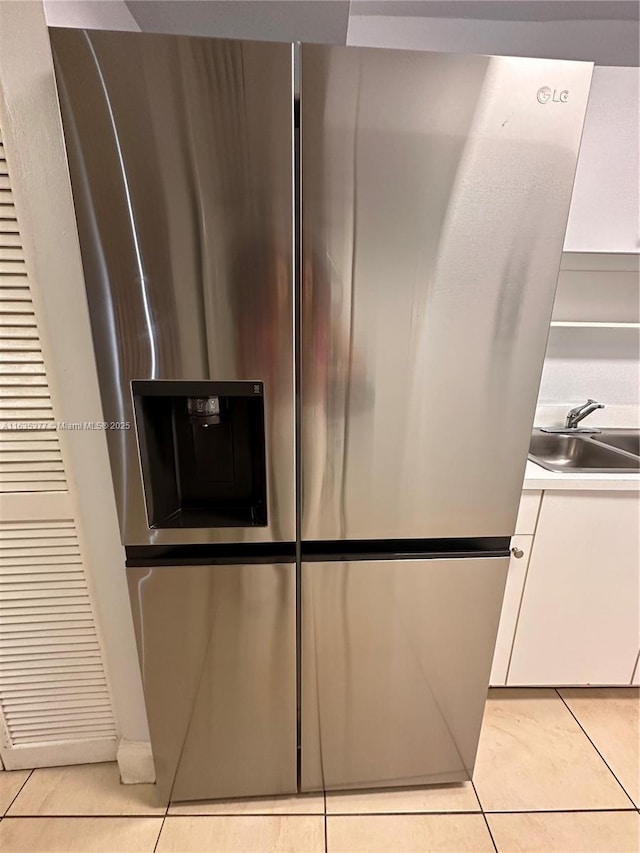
301 556 509 791
301 45 592 541
127 562 297 802
50 29 295 545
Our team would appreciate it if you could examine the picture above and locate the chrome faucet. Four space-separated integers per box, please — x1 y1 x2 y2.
540 399 604 434
565 399 604 429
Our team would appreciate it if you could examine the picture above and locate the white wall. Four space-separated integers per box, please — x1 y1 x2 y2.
539 67 639 412
538 255 639 412
538 335 639 408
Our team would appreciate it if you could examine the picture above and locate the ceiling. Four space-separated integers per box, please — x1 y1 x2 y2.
44 1 640 65
346 1 639 64
124 1 351 44
351 2 639 23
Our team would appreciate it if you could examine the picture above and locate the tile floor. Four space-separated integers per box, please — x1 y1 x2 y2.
0 688 637 852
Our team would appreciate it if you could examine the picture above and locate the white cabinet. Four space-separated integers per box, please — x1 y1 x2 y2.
489 490 541 686
508 490 640 686
490 491 540 686
490 534 533 686
563 67 639 254
514 491 542 535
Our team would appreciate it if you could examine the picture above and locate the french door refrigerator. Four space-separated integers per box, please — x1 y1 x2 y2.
50 27 592 802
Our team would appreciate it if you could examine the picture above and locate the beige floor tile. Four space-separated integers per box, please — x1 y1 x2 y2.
327 814 494 852
559 688 640 807
487 810 640 852
169 792 324 815
0 816 163 853
473 689 631 811
7 762 164 816
0 770 30 815
326 783 479 814
156 815 324 852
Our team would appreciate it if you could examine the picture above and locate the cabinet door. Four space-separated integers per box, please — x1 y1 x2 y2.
508 491 640 686
563 67 639 254
490 535 533 686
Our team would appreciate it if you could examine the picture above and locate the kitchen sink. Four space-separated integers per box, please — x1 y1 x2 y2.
591 429 640 457
529 430 640 473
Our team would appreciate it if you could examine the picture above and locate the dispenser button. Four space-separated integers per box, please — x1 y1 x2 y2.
188 396 220 417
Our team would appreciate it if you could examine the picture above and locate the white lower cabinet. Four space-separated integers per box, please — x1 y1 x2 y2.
507 490 640 686
490 535 533 686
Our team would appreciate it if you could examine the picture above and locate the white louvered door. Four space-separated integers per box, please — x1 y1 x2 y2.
0 128 117 768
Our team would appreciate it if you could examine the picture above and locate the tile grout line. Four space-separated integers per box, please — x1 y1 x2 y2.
480 810 499 853
146 811 326 817
555 688 638 810
152 804 167 853
323 789 328 853
153 786 169 851
3 807 638 819
2 814 174 819
472 778 498 853
481 807 638 815
471 776 485 812
2 769 33 818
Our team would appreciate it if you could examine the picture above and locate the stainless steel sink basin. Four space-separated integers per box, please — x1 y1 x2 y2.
591 429 640 457
529 430 640 473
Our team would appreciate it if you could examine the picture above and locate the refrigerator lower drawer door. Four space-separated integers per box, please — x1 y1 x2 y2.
127 562 297 802
301 556 508 792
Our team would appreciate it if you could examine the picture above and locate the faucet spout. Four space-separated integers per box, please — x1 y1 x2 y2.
565 399 605 429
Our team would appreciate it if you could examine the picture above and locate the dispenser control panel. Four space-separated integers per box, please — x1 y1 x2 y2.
188 396 221 425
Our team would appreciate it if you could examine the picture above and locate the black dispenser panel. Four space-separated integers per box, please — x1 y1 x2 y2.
132 381 267 529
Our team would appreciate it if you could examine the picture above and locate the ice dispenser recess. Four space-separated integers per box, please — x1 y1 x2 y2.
132 381 267 529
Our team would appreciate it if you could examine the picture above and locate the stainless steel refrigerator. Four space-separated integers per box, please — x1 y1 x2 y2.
50 28 592 801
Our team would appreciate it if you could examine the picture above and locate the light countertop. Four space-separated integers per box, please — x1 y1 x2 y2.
523 459 640 491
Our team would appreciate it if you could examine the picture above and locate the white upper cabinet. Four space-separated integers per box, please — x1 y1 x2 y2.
564 67 639 254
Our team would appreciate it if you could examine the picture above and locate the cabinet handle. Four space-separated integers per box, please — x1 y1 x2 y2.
511 546 524 559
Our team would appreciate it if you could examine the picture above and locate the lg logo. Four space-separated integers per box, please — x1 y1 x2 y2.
537 86 569 104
